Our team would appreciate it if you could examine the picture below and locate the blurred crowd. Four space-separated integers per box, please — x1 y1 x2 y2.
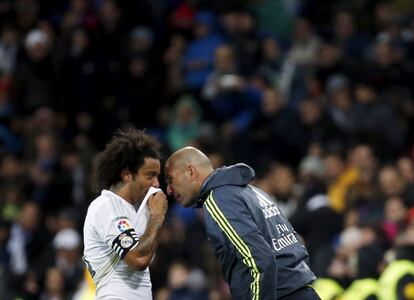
1 0 414 299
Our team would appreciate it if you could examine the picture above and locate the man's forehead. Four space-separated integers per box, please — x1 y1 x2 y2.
166 157 180 169
140 158 160 171
165 163 177 175
165 161 183 177
144 157 160 163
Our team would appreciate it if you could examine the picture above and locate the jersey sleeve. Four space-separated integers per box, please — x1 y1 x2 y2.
94 203 140 259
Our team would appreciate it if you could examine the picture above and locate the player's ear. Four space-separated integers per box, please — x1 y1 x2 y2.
121 170 131 182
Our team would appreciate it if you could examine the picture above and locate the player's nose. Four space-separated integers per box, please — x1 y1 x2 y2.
152 177 160 188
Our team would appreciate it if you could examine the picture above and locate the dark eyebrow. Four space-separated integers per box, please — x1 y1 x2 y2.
146 171 160 177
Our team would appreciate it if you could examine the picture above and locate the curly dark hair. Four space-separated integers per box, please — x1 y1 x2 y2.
92 127 162 192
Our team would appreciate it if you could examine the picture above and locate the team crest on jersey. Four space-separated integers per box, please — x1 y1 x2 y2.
117 219 132 232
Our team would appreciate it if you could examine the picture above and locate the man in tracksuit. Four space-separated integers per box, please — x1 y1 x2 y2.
165 146 320 299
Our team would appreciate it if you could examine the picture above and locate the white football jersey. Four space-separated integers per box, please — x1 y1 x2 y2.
83 187 161 299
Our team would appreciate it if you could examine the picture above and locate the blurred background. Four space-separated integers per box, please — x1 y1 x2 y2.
0 0 414 299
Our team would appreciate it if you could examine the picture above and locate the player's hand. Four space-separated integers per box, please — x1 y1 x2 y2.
148 191 168 218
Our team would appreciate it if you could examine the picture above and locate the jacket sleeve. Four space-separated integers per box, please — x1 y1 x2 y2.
203 190 276 300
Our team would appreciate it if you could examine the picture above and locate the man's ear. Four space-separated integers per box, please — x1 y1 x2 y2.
187 165 196 180
121 170 131 182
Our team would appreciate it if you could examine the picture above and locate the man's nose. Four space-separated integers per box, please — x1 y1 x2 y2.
152 177 160 188
167 185 173 195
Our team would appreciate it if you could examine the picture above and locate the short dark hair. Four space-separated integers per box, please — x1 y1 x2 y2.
92 128 161 192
